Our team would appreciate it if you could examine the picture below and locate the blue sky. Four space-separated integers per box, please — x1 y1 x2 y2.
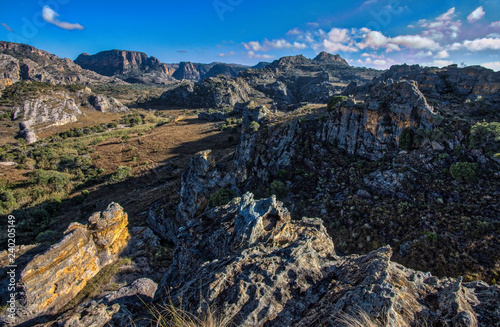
1 0 500 70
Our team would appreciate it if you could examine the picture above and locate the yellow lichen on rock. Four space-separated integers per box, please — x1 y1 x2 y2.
13 203 129 324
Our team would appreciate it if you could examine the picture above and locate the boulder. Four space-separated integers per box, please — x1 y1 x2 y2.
0 203 130 325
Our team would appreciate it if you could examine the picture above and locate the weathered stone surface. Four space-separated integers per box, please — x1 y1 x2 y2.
75 50 177 84
13 93 82 127
0 41 122 85
88 94 129 113
156 193 500 327
161 75 254 108
176 150 234 226
0 203 129 325
322 80 436 160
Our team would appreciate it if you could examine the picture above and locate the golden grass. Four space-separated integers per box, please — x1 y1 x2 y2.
142 299 233 327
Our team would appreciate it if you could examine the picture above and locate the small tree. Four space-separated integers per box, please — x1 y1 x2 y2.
327 95 347 112
450 162 478 182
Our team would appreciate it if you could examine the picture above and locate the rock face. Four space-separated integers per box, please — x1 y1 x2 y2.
0 42 121 85
161 75 255 108
0 203 130 325
161 52 381 109
88 94 129 113
322 80 436 160
13 93 82 127
157 192 500 326
74 50 177 83
176 150 233 226
313 51 349 65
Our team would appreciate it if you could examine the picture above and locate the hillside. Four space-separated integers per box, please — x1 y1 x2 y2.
0 42 499 326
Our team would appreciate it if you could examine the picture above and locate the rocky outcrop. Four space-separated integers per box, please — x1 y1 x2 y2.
159 53 380 109
18 121 37 144
0 203 129 325
0 42 121 85
313 51 349 65
33 278 157 327
156 192 500 326
172 62 209 81
88 94 129 113
160 75 255 108
13 93 82 127
74 50 177 83
176 150 234 226
322 80 436 160
347 64 500 101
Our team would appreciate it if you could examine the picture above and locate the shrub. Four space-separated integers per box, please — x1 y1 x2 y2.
269 180 288 199
248 121 260 132
0 187 16 214
29 170 72 193
399 128 414 151
450 162 478 182
36 230 56 243
469 121 500 156
208 188 236 207
327 95 347 112
109 166 131 183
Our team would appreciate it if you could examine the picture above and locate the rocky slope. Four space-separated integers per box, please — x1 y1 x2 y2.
0 42 122 85
0 203 130 325
156 191 499 326
160 52 381 109
1 82 129 143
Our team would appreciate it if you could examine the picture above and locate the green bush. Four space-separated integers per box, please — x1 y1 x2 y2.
269 180 288 199
327 95 347 112
36 230 56 243
399 128 414 151
208 188 236 207
0 187 17 214
248 121 260 133
450 162 478 182
109 166 131 183
469 122 500 156
29 170 72 193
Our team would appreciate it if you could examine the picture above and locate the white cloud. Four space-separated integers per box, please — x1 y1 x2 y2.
242 41 264 51
42 6 84 30
462 38 500 51
490 21 500 28
286 28 301 36
467 6 485 23
246 51 274 60
432 60 453 67
1 23 13 32
435 50 449 59
373 59 387 65
437 7 456 21
322 28 358 52
306 22 319 28
392 35 440 50
264 39 307 50
481 61 500 71
218 51 235 57
415 51 433 57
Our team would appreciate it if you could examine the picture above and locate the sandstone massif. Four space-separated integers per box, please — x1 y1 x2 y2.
0 42 122 86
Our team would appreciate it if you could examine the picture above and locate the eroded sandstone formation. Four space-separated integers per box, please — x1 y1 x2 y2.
0 203 130 325
322 80 436 160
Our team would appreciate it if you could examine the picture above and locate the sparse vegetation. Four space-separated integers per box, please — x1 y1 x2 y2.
449 162 478 182
208 188 236 207
327 95 347 112
248 121 260 132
